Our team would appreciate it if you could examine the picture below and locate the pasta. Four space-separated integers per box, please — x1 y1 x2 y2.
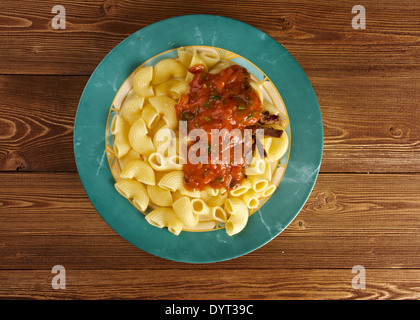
224 198 249 236
128 118 156 156
148 152 167 171
119 160 155 186
148 96 178 129
264 135 289 161
173 196 199 227
229 179 252 197
191 198 210 216
158 170 184 192
120 148 142 163
208 60 234 74
242 189 261 209
114 179 149 212
132 66 154 97
155 79 189 100
261 100 279 115
110 46 290 236
190 51 208 72
199 191 228 207
177 47 194 67
122 96 145 125
141 103 161 129
111 114 131 158
145 207 183 235
153 127 177 156
261 181 277 197
209 206 227 223
245 153 266 176
248 175 269 193
147 185 173 207
152 58 187 85
250 80 264 105
198 49 220 69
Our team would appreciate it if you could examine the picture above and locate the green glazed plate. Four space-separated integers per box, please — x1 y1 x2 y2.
74 14 323 263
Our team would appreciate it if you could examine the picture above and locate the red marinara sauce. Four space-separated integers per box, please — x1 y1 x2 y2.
175 64 262 190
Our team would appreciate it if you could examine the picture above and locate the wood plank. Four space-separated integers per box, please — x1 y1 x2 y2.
1 75 418 172
0 75 86 171
1 0 418 303
314 76 420 173
0 0 418 76
1 172 420 269
1 269 420 299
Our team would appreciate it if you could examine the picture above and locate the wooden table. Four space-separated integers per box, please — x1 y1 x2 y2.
1 0 419 300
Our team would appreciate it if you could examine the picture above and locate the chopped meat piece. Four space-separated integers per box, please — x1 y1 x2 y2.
246 125 283 138
243 134 268 167
259 111 280 125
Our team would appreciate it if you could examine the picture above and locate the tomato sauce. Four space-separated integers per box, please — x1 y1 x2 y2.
175 64 262 190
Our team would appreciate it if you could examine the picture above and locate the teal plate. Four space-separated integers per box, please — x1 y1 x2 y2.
74 14 323 263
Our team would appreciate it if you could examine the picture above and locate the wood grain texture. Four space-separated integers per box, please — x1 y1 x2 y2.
1 172 419 272
0 0 418 76
1 0 419 301
0 75 85 171
315 76 420 173
1 269 420 300
0 75 418 172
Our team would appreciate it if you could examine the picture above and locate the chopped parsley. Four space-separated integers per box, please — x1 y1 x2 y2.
180 110 195 120
246 110 258 119
210 93 221 101
215 176 224 183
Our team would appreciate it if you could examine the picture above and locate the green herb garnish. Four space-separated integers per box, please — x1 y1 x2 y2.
210 93 221 101
215 176 224 182
180 111 195 120
246 110 258 119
